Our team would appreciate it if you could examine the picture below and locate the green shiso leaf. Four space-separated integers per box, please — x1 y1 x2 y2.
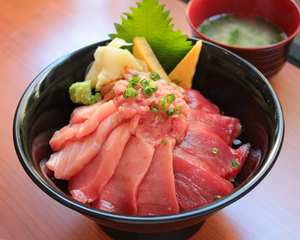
109 0 192 74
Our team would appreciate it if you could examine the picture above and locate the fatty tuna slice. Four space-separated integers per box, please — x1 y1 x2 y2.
173 147 234 210
188 109 241 146
68 122 131 204
185 89 220 114
94 136 154 215
69 100 105 125
49 100 116 152
178 125 250 180
46 112 120 180
137 139 179 216
46 142 79 180
64 112 121 178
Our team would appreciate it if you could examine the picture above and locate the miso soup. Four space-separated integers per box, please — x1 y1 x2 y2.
198 14 287 47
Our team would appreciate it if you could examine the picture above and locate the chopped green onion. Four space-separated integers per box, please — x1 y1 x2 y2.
142 85 153 98
128 78 139 88
158 98 164 104
94 92 102 102
171 79 180 85
133 72 138 77
140 78 149 85
173 106 182 116
149 81 157 89
166 109 175 116
212 148 218 154
228 29 239 45
167 93 175 101
131 77 140 83
123 90 129 99
176 137 179 142
125 87 138 98
150 104 160 112
158 110 168 120
88 99 96 105
152 84 158 92
150 72 160 80
214 195 221 200
162 96 173 110
162 139 167 145
232 161 238 168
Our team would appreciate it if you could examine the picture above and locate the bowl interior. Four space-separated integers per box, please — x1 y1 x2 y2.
187 0 300 46
13 39 284 232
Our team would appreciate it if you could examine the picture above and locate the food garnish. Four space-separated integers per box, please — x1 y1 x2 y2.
232 160 239 168
212 148 219 154
109 0 192 74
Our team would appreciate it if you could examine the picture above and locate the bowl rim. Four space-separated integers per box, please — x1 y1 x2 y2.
13 38 285 225
186 0 300 51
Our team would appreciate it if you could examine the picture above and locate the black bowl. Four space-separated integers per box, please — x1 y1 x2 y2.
13 38 284 239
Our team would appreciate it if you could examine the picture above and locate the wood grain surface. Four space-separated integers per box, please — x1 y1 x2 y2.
1 0 299 239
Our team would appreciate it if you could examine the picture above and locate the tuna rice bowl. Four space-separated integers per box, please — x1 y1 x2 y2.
34 34 253 216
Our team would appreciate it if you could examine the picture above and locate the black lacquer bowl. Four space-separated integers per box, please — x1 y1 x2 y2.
13 38 284 240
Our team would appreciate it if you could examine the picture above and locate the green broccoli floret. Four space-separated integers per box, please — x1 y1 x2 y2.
69 80 92 105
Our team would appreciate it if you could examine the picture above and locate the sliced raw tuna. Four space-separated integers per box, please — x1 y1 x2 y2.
137 139 179 216
46 112 121 180
93 136 154 215
68 122 131 204
185 88 220 114
178 125 250 180
173 147 234 210
69 100 105 125
46 141 81 180
64 112 121 177
188 109 241 145
49 100 116 151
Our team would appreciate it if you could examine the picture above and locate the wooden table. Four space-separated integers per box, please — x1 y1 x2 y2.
1 0 299 239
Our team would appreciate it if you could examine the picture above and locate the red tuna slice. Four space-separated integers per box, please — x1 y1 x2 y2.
69 100 105 125
173 147 234 211
68 122 131 204
137 139 179 216
49 100 116 152
185 89 220 114
94 136 154 215
188 109 241 145
178 125 250 180
46 112 121 180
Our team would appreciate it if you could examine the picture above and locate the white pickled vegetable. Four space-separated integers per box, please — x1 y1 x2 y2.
85 38 147 91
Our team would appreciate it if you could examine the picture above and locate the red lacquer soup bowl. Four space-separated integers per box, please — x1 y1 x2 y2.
13 39 284 240
187 0 300 79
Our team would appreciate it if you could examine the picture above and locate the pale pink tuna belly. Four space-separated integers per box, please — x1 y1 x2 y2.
46 140 81 180
68 122 131 204
46 112 121 180
137 139 179 216
49 100 116 152
178 125 250 180
94 136 154 215
64 112 121 178
69 100 105 125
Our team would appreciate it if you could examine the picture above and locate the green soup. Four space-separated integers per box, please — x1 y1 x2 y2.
198 14 287 47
